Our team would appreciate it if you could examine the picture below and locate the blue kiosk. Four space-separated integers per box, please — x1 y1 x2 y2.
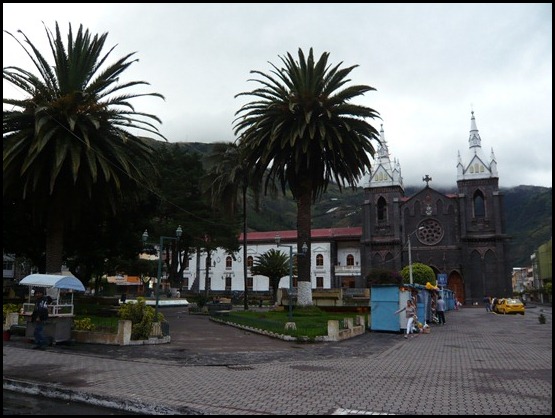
370 284 414 332
370 283 441 332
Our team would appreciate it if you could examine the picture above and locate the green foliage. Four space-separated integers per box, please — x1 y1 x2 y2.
118 298 163 340
251 249 290 303
73 317 96 331
235 47 381 304
3 303 20 322
399 263 435 285
3 21 165 274
504 186 552 267
290 306 325 316
194 294 210 309
366 268 402 286
217 307 363 340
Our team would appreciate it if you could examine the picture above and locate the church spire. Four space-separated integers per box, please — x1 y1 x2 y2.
468 110 481 150
457 110 498 181
365 124 403 189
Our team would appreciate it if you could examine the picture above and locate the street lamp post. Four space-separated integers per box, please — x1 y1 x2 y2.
142 225 183 321
275 234 308 321
408 227 425 285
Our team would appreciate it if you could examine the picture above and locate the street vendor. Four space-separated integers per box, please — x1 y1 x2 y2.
31 288 50 349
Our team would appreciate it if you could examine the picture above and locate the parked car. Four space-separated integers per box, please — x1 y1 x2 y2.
493 298 525 315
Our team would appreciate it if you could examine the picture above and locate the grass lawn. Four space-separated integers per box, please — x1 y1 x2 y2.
214 306 367 341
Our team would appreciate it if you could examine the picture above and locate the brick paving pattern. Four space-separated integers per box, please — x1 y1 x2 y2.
3 305 552 415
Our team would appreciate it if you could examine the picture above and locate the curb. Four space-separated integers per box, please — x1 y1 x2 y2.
3 377 205 415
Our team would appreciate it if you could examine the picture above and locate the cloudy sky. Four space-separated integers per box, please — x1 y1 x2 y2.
3 3 552 189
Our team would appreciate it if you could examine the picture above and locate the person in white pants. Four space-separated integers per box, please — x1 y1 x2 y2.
405 299 417 339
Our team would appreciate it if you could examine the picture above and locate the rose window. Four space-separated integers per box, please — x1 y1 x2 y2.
417 219 444 245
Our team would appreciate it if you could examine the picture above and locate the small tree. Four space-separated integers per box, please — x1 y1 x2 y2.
250 249 290 304
118 297 164 340
399 263 435 286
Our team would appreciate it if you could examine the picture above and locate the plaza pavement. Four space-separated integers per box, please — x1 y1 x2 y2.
3 304 552 415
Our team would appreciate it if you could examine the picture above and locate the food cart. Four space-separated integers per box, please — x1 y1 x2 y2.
19 274 86 344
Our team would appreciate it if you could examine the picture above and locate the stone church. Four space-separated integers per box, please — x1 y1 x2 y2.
360 111 512 305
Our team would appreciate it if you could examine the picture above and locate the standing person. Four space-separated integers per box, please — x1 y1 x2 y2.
483 295 491 312
404 299 417 339
31 289 50 349
490 297 498 313
436 296 446 325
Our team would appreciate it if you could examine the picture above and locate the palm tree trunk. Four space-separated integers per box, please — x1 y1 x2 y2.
296 183 313 306
204 251 212 298
242 184 249 310
45 209 64 274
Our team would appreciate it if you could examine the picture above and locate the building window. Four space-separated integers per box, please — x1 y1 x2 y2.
3 260 14 271
377 196 387 221
473 190 485 217
182 277 189 289
246 276 253 290
226 256 233 269
342 277 355 288
346 254 355 266
247 256 254 268
225 276 232 291
316 254 324 268
316 276 324 288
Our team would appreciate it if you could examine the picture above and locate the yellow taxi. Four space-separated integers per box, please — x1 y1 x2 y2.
493 298 525 315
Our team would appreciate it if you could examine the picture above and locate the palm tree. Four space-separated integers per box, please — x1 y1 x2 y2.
234 48 381 305
202 141 263 310
3 22 165 274
250 249 290 305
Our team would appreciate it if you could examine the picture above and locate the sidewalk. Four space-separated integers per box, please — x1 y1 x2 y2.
3 305 552 415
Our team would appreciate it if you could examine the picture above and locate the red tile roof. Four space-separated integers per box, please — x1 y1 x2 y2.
240 227 362 242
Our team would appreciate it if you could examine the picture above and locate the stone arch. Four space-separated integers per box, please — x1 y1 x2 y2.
447 270 464 303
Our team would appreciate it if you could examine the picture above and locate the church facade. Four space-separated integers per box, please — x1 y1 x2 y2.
360 111 512 304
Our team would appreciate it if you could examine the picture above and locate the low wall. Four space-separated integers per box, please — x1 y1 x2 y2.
71 320 170 346
211 314 367 343
313 289 343 307
325 315 366 342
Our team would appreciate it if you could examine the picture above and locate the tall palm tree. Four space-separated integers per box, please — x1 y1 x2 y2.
234 47 381 306
3 22 166 274
202 141 261 309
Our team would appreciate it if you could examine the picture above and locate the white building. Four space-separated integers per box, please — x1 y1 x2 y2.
181 228 363 293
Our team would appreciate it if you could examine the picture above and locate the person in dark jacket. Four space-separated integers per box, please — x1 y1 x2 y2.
31 289 50 349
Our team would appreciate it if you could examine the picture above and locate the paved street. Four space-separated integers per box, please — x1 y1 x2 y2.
3 305 552 415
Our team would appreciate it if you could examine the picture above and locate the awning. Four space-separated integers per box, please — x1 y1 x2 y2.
19 274 86 292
